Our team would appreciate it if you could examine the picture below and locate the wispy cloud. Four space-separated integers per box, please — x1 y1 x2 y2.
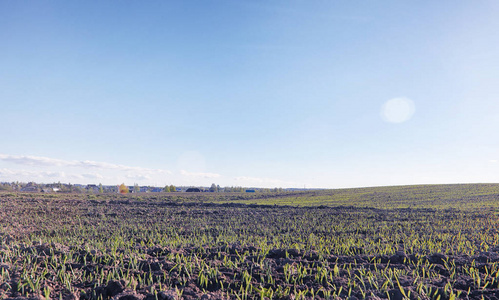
0 168 66 179
126 174 151 181
0 154 70 167
234 176 299 187
0 154 298 188
0 154 171 174
82 173 104 179
180 170 221 178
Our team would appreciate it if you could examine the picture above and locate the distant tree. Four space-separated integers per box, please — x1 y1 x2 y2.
99 183 104 193
0 183 11 191
67 183 73 193
210 183 217 192
119 183 129 194
164 185 171 192
169 185 176 192
133 183 140 193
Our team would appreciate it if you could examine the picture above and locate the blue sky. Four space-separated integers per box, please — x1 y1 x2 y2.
1 1 498 188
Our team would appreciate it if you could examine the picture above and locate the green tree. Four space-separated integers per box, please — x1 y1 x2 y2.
133 184 140 193
164 185 170 192
99 183 104 193
169 185 176 192
209 183 218 192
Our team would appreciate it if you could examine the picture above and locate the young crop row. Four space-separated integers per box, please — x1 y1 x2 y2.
1 241 499 299
0 190 498 299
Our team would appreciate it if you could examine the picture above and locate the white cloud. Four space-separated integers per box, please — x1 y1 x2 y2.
82 173 104 179
0 153 171 174
489 160 498 163
0 154 298 188
180 170 221 178
0 168 35 177
234 176 299 187
126 174 152 181
0 154 70 167
45 171 66 178
0 154 175 185
0 168 66 179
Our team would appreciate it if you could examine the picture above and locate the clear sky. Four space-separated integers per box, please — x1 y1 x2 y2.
1 1 498 188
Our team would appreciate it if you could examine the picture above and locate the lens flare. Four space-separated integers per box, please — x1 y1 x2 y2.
381 97 415 123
